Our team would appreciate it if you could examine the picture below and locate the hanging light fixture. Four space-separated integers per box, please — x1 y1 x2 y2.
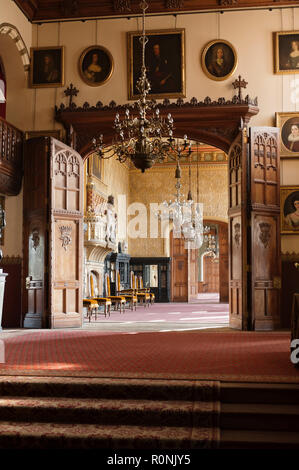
92 1 191 172
157 145 203 246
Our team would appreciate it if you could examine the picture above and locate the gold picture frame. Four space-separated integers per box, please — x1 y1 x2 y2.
88 154 103 181
29 46 64 88
201 39 238 81
25 129 62 140
127 28 186 100
79 45 114 87
280 186 299 233
273 31 299 74
276 112 299 157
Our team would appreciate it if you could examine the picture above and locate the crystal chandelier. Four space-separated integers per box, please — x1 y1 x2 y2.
158 152 203 247
92 1 191 173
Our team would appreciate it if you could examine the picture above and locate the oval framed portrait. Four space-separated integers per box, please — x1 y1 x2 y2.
79 45 114 87
201 39 237 81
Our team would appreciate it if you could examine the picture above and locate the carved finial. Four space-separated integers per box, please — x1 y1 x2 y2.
232 75 248 101
64 83 79 107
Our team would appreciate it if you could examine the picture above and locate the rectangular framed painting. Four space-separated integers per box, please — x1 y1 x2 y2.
127 29 185 100
280 186 299 233
274 31 299 74
29 46 64 88
276 112 299 157
88 154 102 181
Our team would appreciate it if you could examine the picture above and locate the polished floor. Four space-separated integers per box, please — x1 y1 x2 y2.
83 293 230 332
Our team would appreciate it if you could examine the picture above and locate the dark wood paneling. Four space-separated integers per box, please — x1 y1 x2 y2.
14 0 299 23
250 127 281 331
219 223 229 302
1 257 22 328
0 117 23 196
188 246 198 301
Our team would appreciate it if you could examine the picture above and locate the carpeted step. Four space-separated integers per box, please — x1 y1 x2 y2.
0 396 219 428
221 382 299 405
0 376 219 402
220 429 299 449
221 403 299 432
0 421 219 449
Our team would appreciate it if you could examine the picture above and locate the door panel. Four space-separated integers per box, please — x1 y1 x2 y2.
49 140 83 328
228 130 249 330
188 246 198 302
250 127 281 330
170 232 188 302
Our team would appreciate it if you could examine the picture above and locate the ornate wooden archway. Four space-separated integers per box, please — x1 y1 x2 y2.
55 96 259 158
55 97 281 331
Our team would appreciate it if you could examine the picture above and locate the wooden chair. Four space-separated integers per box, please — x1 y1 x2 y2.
85 274 112 318
116 271 137 311
138 276 155 305
105 273 126 313
122 273 150 308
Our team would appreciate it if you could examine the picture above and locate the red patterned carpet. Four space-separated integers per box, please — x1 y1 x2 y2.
0 330 298 383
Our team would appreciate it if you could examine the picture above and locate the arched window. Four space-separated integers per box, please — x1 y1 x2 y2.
0 59 6 119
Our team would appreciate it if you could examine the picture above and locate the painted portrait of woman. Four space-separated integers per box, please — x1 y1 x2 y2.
79 46 113 87
282 190 299 232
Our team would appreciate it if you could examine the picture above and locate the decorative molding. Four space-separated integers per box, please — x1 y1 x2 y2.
259 222 271 248
219 0 238 5
56 95 259 115
59 225 72 251
113 0 131 12
0 23 30 71
60 0 79 17
165 0 184 8
234 223 241 247
281 252 299 262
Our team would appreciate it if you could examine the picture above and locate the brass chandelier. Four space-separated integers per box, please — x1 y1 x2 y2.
92 0 191 172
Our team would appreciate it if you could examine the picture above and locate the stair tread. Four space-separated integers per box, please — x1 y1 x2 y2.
0 421 215 440
222 403 299 415
0 396 216 412
222 429 299 444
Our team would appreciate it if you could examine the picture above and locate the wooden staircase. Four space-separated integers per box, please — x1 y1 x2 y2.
220 382 299 449
0 375 298 449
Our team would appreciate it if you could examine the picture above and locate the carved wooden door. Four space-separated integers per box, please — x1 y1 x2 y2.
228 129 249 330
49 139 83 328
219 223 229 302
249 127 281 330
170 231 188 302
228 127 281 330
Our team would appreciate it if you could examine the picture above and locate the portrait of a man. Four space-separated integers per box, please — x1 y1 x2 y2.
276 113 299 156
281 187 299 233
274 31 299 74
201 40 237 81
128 29 185 99
79 46 113 87
30 47 64 88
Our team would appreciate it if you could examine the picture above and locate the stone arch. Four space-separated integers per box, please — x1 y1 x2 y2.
0 23 30 71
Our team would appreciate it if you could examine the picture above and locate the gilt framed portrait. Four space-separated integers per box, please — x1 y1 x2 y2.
201 39 237 81
280 186 299 233
276 112 299 157
87 154 102 181
79 46 114 87
30 46 64 88
274 31 299 74
127 29 186 100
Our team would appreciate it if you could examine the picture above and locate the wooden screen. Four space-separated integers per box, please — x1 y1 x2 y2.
228 130 249 330
250 127 281 330
49 139 83 328
218 223 229 302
